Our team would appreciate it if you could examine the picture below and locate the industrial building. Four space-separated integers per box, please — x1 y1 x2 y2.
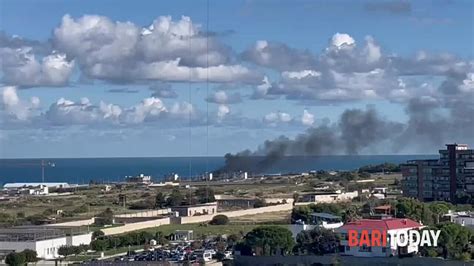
401 143 474 202
0 227 92 259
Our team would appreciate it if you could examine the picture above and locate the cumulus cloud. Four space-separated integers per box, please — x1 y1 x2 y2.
52 14 261 84
241 40 316 71
1 47 74 87
263 111 292 126
217 104 230 121
206 90 242 104
329 33 355 50
45 97 122 125
301 109 314 126
1 86 40 121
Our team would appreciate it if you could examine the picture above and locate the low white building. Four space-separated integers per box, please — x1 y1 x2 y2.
126 174 152 184
290 212 343 239
299 191 358 204
444 211 474 228
0 227 92 259
336 218 423 257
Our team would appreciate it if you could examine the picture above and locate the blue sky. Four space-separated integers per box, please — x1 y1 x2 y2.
0 0 473 158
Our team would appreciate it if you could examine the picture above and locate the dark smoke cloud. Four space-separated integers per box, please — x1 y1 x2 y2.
221 107 403 173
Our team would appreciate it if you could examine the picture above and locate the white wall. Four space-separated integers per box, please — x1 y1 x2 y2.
0 237 67 259
35 238 68 259
67 233 92 246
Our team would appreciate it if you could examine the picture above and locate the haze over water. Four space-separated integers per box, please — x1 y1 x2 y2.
0 155 437 185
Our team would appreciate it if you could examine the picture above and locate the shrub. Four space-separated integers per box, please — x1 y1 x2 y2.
22 249 38 263
210 215 229 225
5 252 25 266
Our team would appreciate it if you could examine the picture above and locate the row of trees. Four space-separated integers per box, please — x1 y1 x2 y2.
90 230 168 252
291 198 466 227
130 187 217 210
5 250 37 266
420 223 473 261
238 224 473 261
57 244 90 257
236 226 338 256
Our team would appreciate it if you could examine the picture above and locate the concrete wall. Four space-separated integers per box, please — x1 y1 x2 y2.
101 217 170 236
101 204 292 235
114 209 171 218
44 218 95 227
178 203 294 224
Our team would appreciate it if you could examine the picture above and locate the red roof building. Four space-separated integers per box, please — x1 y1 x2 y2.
340 218 422 232
336 218 424 257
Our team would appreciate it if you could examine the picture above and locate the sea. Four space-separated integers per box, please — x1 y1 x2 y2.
0 155 437 185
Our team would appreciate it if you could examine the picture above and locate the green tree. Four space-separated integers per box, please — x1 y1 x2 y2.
195 187 216 203
58 246 72 257
342 205 361 223
92 230 105 240
155 192 167 208
210 215 229 225
22 249 38 263
5 252 26 266
154 231 169 245
166 188 184 207
294 228 338 255
428 202 451 224
244 226 295 256
291 205 312 223
91 239 109 251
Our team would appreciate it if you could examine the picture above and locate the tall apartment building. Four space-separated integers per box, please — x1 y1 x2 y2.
401 144 474 202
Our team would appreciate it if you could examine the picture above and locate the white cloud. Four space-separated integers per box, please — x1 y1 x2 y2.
1 48 74 87
363 36 382 64
263 111 292 126
206 90 242 104
217 104 230 121
282 70 321 80
52 14 261 84
1 86 40 121
301 110 315 126
329 33 355 49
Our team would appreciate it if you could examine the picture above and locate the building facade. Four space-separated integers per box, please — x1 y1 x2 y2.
171 202 217 217
0 227 92 259
402 144 474 202
336 218 423 257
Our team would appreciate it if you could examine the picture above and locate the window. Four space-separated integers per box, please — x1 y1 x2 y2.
346 246 350 251
382 247 387 253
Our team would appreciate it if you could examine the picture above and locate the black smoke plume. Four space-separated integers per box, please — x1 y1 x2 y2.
220 107 403 173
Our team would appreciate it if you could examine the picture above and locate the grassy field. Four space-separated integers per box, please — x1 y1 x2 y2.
229 210 291 224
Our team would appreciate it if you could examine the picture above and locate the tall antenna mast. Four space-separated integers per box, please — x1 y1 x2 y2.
206 0 210 202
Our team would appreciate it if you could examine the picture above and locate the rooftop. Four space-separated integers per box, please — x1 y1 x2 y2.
339 218 422 231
